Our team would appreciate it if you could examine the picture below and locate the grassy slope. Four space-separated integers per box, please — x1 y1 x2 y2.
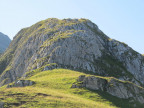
0 69 143 108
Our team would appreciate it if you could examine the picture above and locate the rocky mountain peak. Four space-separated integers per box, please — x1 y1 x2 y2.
0 18 144 89
0 32 11 54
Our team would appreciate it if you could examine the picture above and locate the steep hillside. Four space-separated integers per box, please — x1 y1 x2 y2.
0 18 144 86
0 32 11 54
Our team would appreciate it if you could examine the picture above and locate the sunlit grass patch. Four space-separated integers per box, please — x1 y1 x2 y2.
0 69 141 108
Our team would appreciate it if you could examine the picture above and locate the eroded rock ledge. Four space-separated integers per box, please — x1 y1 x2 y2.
7 80 35 88
72 75 144 104
0 102 4 108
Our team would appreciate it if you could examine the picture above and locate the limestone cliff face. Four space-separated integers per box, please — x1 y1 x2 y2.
108 40 144 85
72 75 144 104
0 32 11 54
0 18 144 87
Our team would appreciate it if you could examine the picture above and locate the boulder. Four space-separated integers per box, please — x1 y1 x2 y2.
7 80 35 88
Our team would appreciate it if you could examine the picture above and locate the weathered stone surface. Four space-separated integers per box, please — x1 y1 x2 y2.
72 75 144 104
0 18 144 88
43 64 58 71
0 102 4 108
7 80 35 88
108 39 144 85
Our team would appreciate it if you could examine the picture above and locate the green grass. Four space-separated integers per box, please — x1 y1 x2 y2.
0 69 143 108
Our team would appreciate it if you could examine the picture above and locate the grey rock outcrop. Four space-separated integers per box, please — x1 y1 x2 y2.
43 63 58 71
7 80 35 88
0 102 4 108
0 32 11 54
108 39 144 85
72 75 144 104
0 18 144 87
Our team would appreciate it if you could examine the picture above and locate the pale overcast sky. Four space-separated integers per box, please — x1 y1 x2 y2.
0 0 144 54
